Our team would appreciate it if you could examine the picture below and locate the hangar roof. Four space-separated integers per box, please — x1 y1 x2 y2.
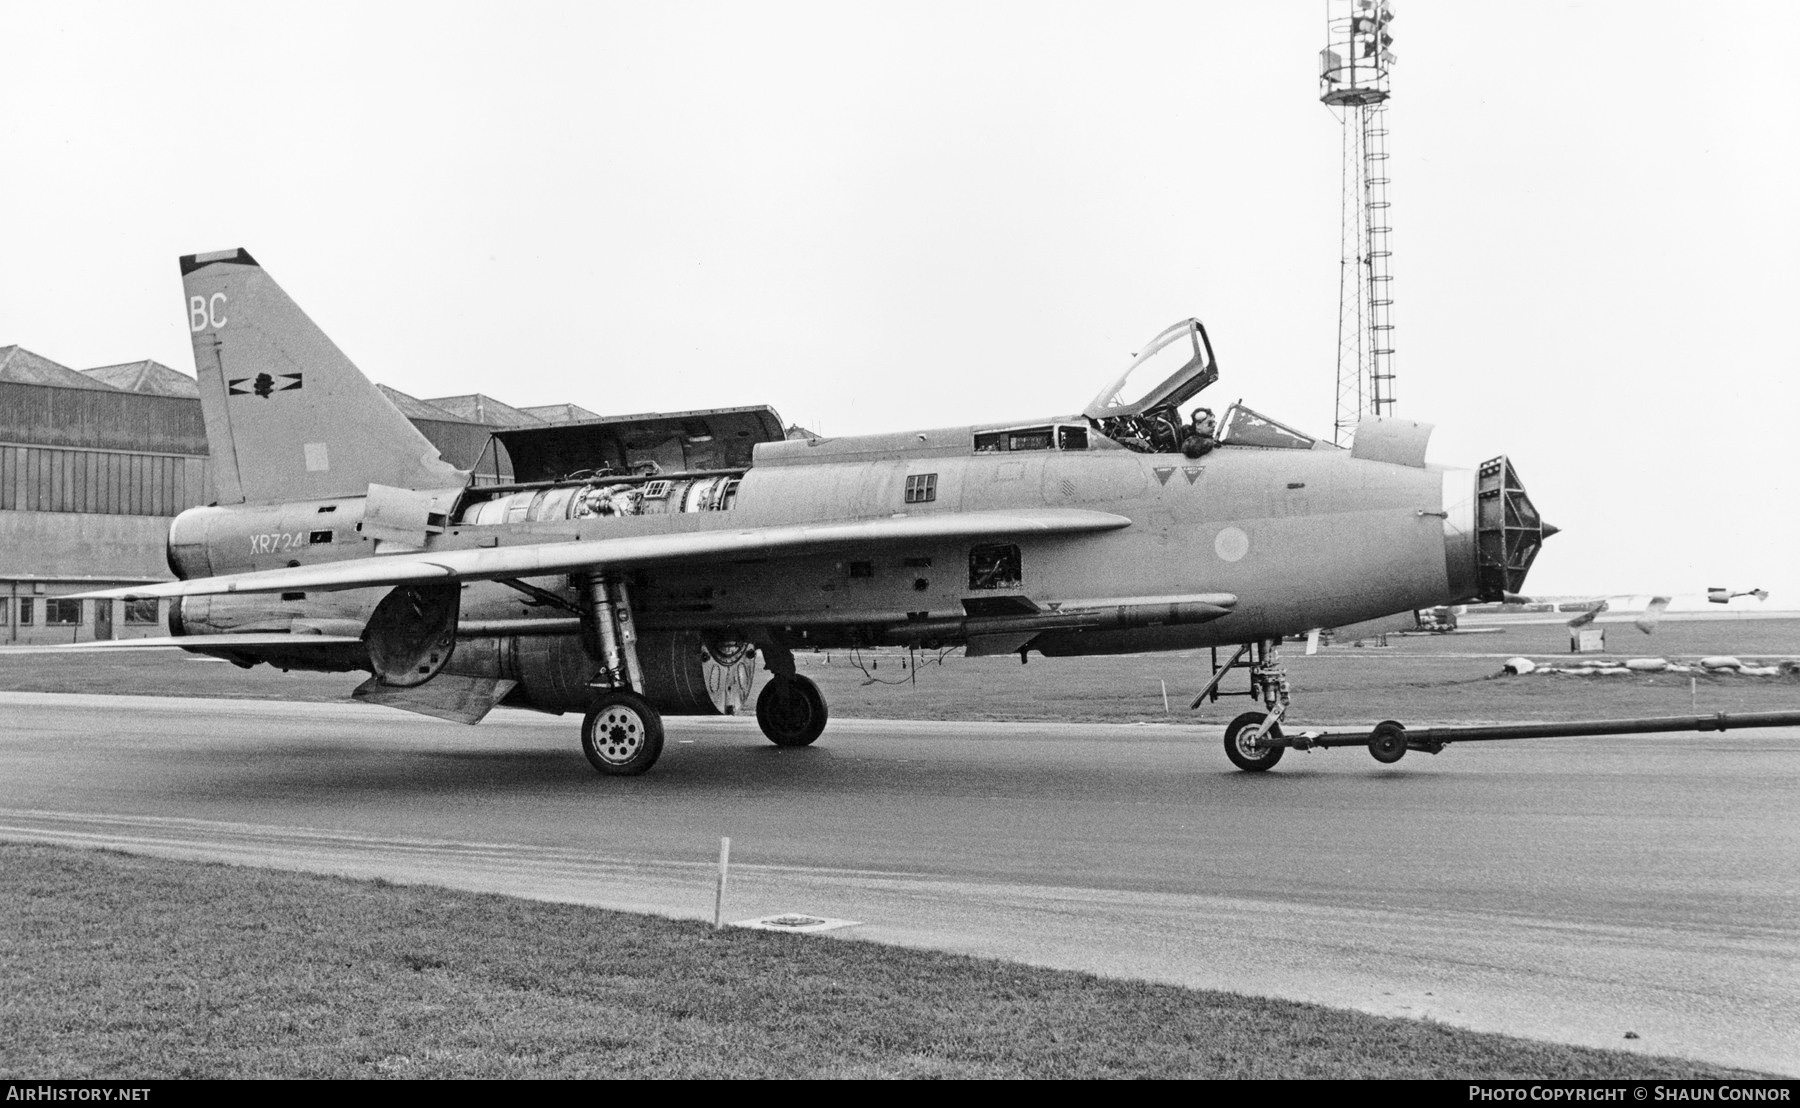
80 360 199 397
377 384 473 423
0 346 121 391
424 393 546 426
521 402 602 423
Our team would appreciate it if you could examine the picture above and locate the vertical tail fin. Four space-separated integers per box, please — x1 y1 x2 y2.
182 248 467 504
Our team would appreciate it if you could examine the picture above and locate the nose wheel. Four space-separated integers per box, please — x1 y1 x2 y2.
1223 710 1285 772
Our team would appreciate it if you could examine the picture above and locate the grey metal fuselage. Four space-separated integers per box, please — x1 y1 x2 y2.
171 419 1469 659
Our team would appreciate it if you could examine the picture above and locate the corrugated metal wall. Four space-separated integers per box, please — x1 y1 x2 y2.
0 446 211 516
0 382 210 516
0 381 206 454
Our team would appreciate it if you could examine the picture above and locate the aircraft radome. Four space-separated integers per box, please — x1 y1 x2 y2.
74 248 1554 775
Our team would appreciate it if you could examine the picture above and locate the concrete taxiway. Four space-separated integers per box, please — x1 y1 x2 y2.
1 691 1795 1075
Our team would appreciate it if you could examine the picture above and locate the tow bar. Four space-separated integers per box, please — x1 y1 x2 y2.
1258 710 1800 765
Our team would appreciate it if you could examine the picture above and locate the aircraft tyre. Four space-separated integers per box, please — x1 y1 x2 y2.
756 675 828 747
1368 719 1408 764
581 691 665 776
1223 711 1284 772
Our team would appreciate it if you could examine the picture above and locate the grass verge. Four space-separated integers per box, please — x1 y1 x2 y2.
0 843 1766 1080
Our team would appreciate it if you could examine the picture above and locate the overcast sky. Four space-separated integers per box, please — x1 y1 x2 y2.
3 1 1795 604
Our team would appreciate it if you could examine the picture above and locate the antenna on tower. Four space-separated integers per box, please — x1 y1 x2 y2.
1321 0 1397 447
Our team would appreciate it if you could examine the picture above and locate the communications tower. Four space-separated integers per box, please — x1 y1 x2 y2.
1320 0 1397 446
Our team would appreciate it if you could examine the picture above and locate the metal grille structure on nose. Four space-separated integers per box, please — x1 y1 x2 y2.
1475 456 1553 601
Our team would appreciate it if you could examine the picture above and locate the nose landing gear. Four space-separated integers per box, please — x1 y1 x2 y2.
1199 639 1300 772
1198 641 1447 771
1224 710 1285 772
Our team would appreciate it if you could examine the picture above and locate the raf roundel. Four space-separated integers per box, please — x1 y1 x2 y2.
1213 526 1250 563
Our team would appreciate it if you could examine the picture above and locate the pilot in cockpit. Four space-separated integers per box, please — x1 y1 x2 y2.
1182 407 1218 458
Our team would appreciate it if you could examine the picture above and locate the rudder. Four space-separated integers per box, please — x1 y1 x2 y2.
182 248 467 504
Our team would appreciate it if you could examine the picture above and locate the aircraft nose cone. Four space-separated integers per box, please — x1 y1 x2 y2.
1473 456 1551 601
1541 521 1561 540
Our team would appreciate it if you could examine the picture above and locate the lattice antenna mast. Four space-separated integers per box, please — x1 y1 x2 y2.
1321 0 1397 447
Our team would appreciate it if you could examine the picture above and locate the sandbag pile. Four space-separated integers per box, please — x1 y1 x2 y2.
1501 656 1797 677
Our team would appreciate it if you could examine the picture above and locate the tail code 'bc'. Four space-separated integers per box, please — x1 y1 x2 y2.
181 248 467 504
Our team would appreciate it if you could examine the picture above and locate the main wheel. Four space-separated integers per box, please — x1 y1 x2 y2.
581 691 664 776
1368 719 1408 764
756 675 828 747
1223 711 1284 772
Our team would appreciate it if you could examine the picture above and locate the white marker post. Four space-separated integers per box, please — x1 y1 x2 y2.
1160 680 1170 713
714 837 731 929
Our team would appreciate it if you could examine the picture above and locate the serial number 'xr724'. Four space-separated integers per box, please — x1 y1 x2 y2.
249 531 312 554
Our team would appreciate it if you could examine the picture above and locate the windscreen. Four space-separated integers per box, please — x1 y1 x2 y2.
1218 404 1317 449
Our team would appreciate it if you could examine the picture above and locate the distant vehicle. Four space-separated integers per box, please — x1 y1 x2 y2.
1415 606 1459 633
77 249 1555 774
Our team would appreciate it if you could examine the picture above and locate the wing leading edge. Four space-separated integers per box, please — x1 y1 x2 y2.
72 508 1134 601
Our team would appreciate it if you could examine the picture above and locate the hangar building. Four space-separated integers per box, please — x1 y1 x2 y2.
0 345 567 645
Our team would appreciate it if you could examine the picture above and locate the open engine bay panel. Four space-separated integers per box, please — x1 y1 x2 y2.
458 404 787 525
474 405 786 485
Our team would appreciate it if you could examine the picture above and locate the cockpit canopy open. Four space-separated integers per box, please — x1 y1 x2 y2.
1083 319 1218 420
1082 319 1327 455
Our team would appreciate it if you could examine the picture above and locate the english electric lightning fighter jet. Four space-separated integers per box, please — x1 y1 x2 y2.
78 248 1554 775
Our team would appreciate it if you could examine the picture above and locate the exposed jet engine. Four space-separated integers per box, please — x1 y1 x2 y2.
458 475 741 525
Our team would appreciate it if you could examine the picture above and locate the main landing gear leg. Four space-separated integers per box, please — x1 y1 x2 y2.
579 574 664 776
755 643 829 748
1220 639 1298 773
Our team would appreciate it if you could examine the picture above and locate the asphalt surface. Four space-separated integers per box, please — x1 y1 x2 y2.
2 690 1795 1075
